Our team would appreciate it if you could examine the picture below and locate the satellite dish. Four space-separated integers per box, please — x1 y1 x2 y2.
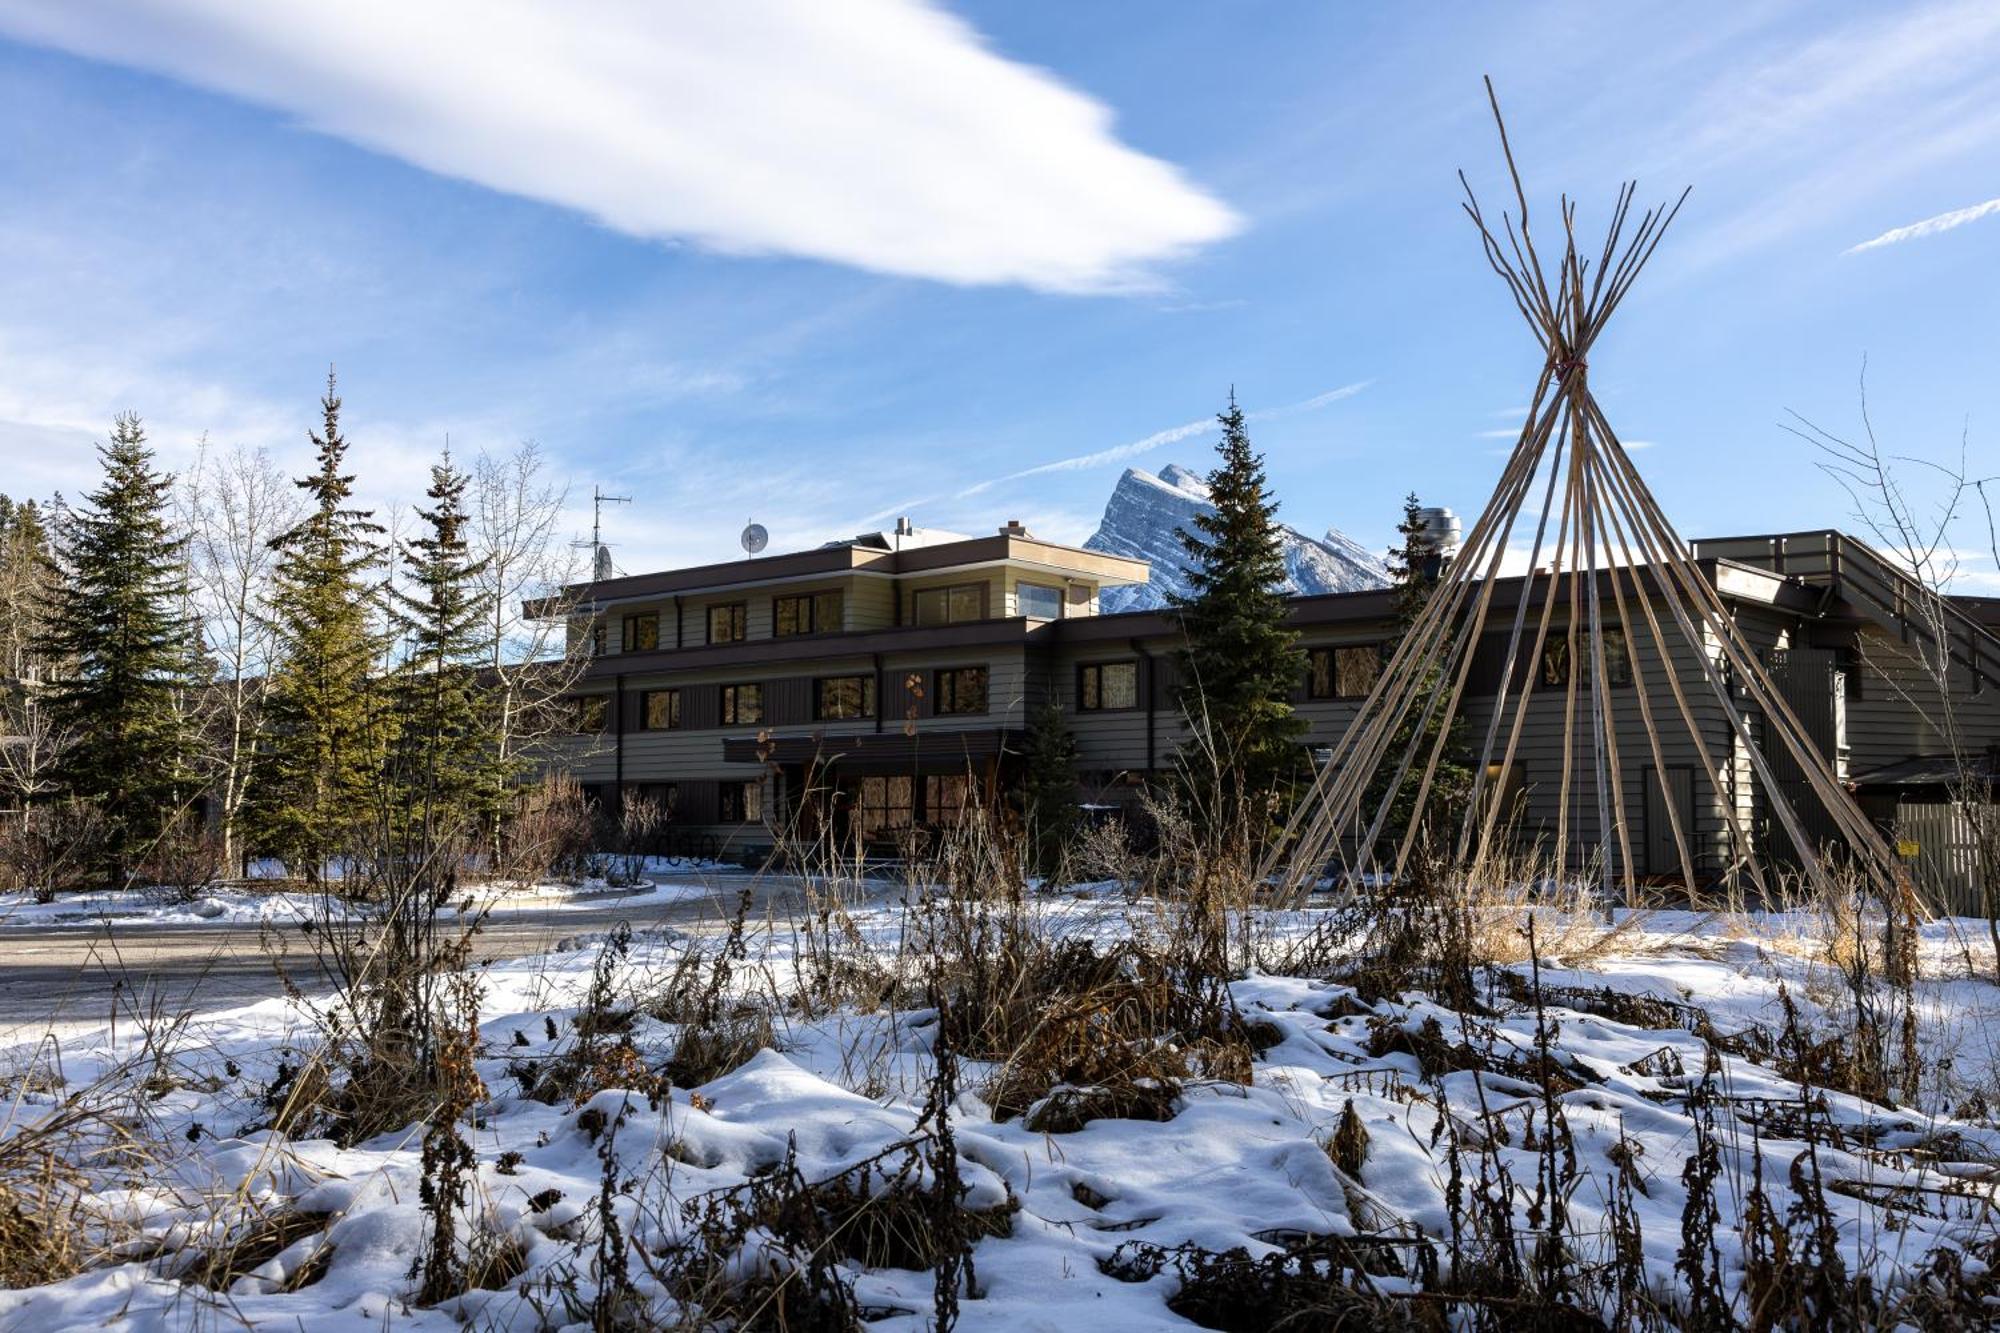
740 521 769 556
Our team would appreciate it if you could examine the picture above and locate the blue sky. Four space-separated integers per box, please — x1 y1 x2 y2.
1 1 1997 586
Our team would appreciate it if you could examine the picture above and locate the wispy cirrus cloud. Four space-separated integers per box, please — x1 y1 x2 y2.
1846 196 2000 254
954 381 1374 499
0 0 1240 294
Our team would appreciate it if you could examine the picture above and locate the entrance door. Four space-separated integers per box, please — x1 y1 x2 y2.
1643 766 1695 879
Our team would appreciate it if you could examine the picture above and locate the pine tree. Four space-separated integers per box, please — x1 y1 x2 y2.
386 448 498 867
1020 696 1080 879
1364 493 1474 853
35 416 201 876
258 374 385 882
1170 393 1308 841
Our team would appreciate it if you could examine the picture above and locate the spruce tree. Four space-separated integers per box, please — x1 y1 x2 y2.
258 375 385 882
36 416 201 876
1364 493 1474 854
1170 394 1308 842
386 448 498 867
1020 696 1080 879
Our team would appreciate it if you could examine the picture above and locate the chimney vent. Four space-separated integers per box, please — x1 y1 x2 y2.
1000 519 1030 537
895 516 914 537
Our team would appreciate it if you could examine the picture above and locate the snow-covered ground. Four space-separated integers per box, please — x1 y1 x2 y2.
0 858 745 929
3 891 1998 1329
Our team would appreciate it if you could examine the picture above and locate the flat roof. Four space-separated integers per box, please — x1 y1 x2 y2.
533 530 1149 615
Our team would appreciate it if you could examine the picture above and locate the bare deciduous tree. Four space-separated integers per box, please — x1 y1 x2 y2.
181 439 306 871
1788 368 2000 969
470 443 591 801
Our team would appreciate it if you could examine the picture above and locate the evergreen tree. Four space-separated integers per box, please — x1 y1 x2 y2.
258 375 385 882
1170 394 1308 842
1020 696 1080 879
35 416 201 875
386 448 498 862
1364 493 1474 855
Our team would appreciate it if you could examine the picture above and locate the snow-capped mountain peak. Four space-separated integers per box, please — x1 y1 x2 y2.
1084 464 1389 612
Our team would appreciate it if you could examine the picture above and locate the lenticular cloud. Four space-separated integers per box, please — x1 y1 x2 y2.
0 0 1241 293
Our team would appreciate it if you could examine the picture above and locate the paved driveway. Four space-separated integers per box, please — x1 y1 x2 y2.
0 875 835 1044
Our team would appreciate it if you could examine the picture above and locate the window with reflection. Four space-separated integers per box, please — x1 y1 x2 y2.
1079 661 1138 710
934 666 989 715
722 683 763 725
816 675 875 720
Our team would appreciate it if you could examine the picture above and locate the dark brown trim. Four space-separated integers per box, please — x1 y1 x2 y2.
722 727 1021 767
578 617 1035 680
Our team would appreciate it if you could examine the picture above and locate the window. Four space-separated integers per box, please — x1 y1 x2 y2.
934 666 989 715
912 582 988 626
633 782 678 821
857 775 912 838
1603 629 1632 686
816 675 875 720
775 589 844 637
1017 582 1062 620
707 602 747 644
1308 645 1383 699
720 781 763 823
640 688 681 730
722 683 763 726
925 774 972 826
1079 661 1139 711
621 611 659 653
572 695 608 733
1540 629 1631 687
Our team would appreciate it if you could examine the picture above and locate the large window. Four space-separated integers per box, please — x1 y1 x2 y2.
571 695 608 733
934 666 989 715
622 611 659 653
720 781 763 823
707 602 747 644
1016 582 1063 620
775 590 844 637
1308 645 1382 700
925 773 972 826
1540 628 1632 688
1079 661 1139 711
816 675 876 720
722 683 763 726
912 582 988 626
856 775 912 838
640 688 681 730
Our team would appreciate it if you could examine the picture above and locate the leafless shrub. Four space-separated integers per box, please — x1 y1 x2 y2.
495 772 595 885
141 814 226 905
0 799 107 902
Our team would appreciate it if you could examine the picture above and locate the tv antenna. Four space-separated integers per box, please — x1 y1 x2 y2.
740 519 769 557
574 484 632 580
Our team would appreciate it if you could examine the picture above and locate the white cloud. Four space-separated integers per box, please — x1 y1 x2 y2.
1255 380 1373 417
952 381 1373 500
1846 196 2000 254
0 0 1240 293
955 418 1215 498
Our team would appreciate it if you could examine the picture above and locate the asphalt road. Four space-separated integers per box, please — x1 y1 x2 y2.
0 875 826 1043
